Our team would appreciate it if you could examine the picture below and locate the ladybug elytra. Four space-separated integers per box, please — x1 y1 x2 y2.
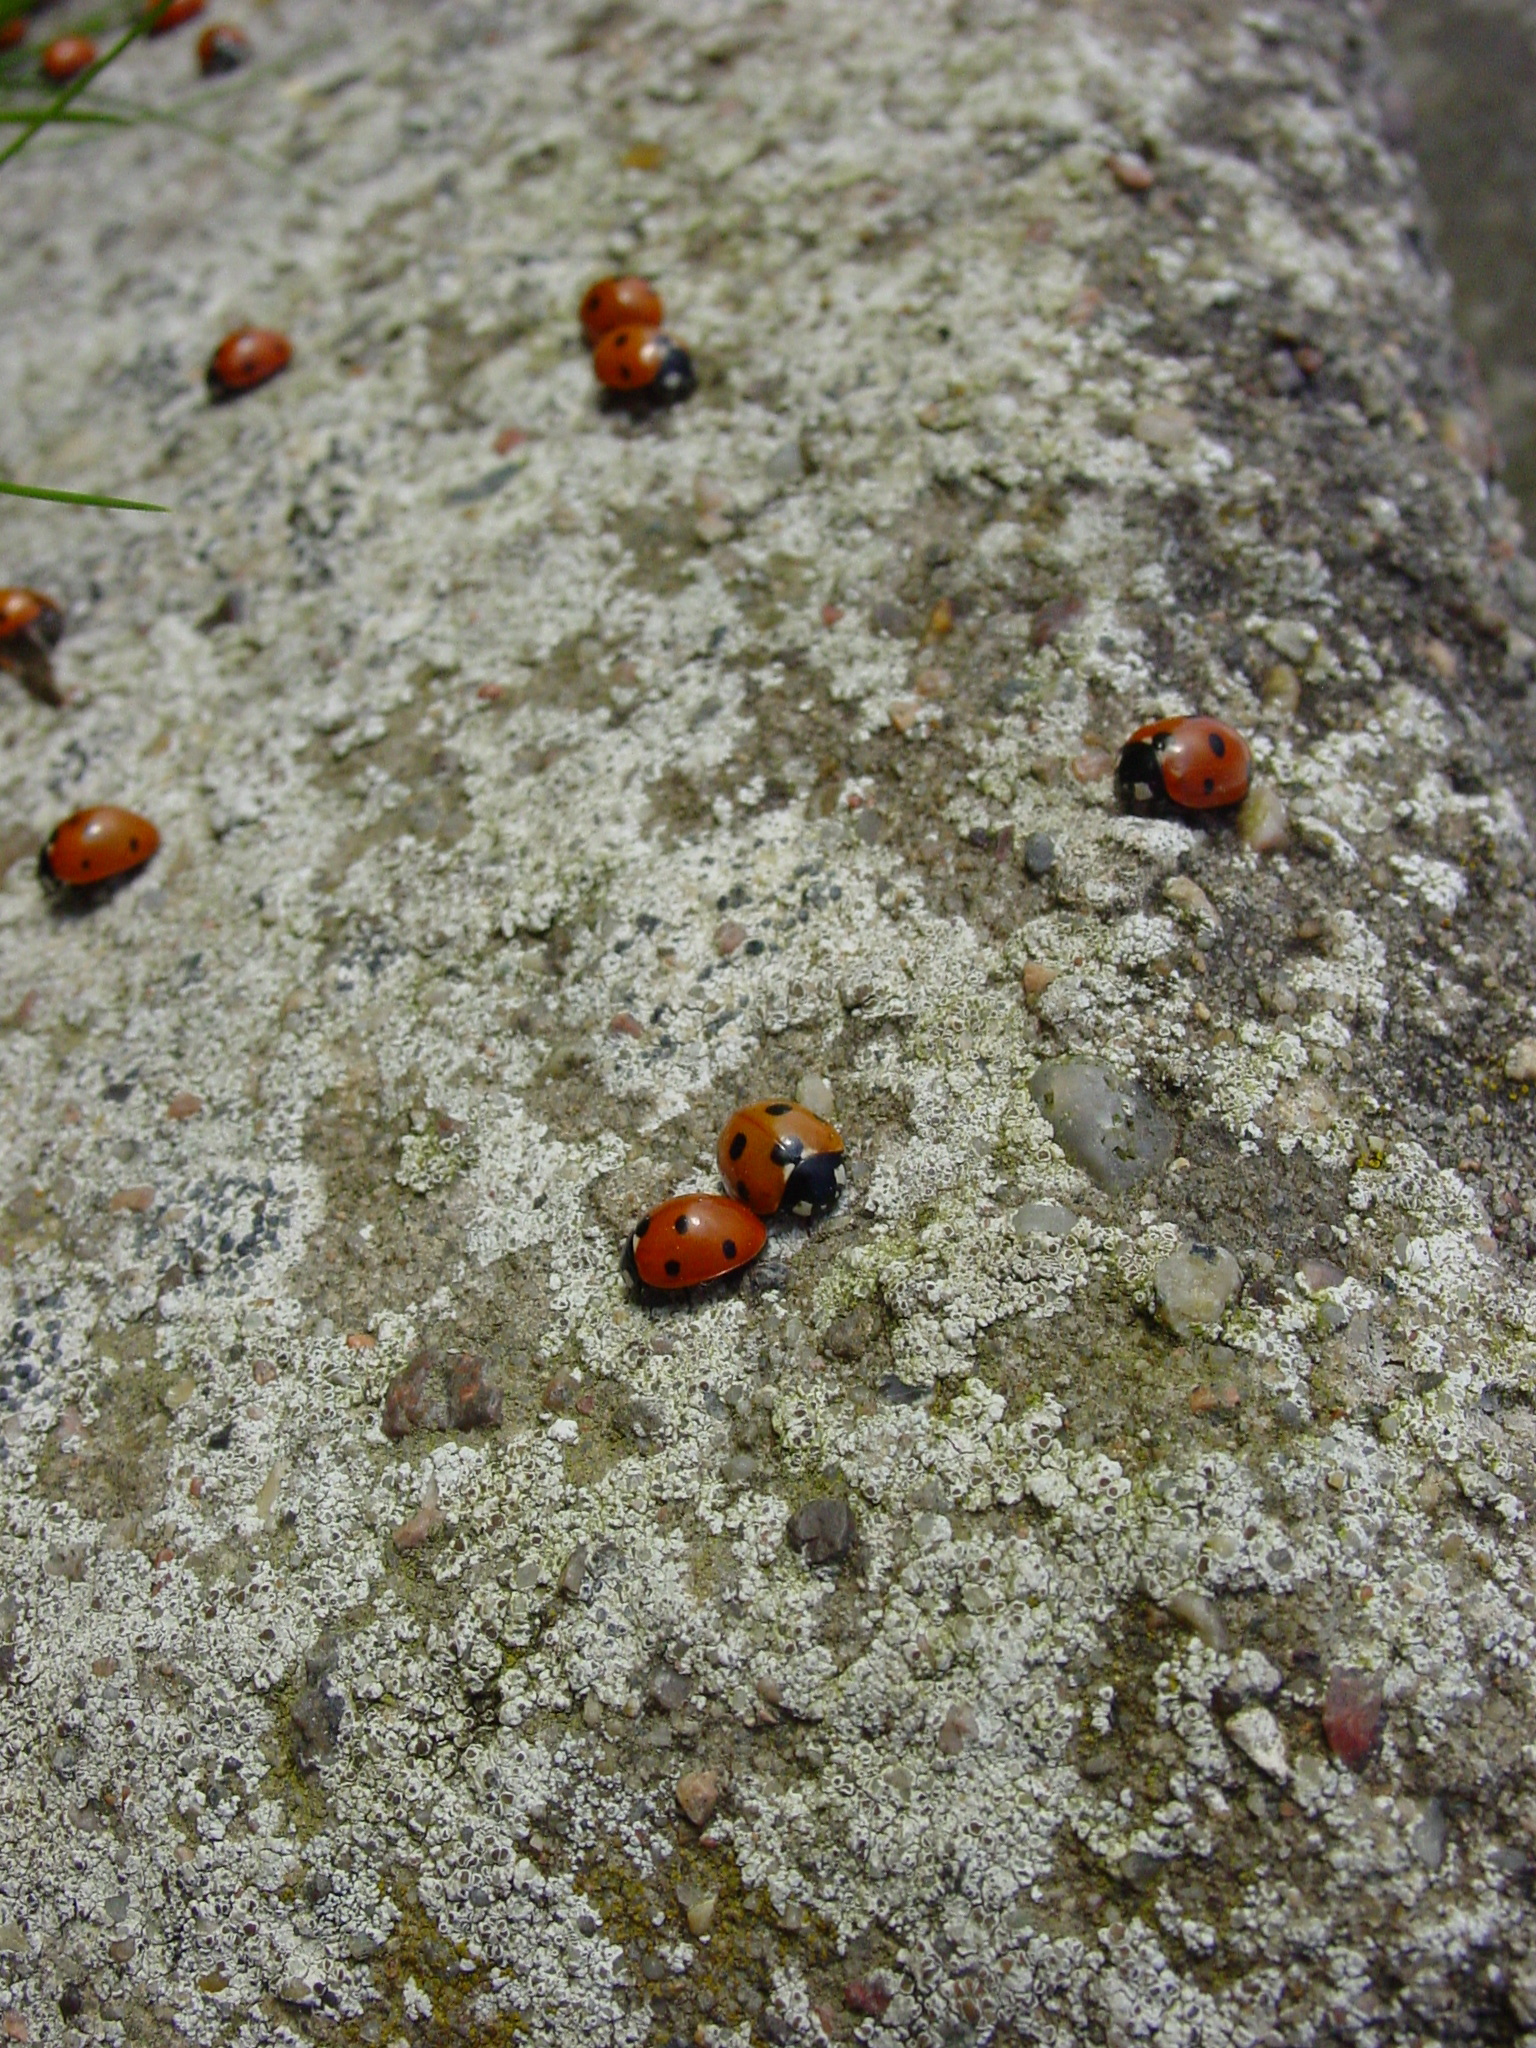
146 0 204 33
592 325 695 405
196 21 248 72
624 1193 765 1292
41 34 95 81
579 275 663 346
41 806 160 889
718 1100 846 1220
207 326 291 397
1115 715 1250 815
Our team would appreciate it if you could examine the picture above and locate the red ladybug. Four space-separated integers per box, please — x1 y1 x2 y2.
42 806 160 888
41 34 96 81
1115 715 1250 814
718 1100 846 1220
592 325 695 405
207 327 291 397
624 1193 766 1292
580 275 663 346
196 21 248 72
0 19 29 50
0 587 65 705
146 0 204 33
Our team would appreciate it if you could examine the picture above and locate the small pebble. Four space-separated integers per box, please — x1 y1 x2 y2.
1022 962 1059 997
1505 1039 1536 1083
1410 1797 1447 1870
1321 1666 1382 1770
937 1702 977 1754
787 1497 856 1567
560 1545 589 1599
382 1350 502 1439
1022 831 1056 877
166 1091 203 1120
1030 593 1084 647
879 1371 929 1404
291 1676 344 1767
609 1011 644 1037
1107 150 1155 191
1227 1649 1282 1700
1265 348 1304 397
1260 663 1301 715
1029 1059 1175 1193
1236 783 1289 852
796 1072 835 1118
1155 1243 1241 1337
1163 875 1217 926
714 920 747 955
675 1769 722 1827
1164 1587 1228 1651
1071 746 1114 782
1133 403 1196 450
1225 1704 1290 1782
824 1303 877 1359
1014 1200 1077 1237
393 1477 444 1551
109 1185 155 1214
846 1982 893 2018
1298 1258 1346 1293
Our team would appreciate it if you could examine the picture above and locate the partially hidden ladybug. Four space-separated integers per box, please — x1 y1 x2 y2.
624 1193 765 1293
592 325 695 405
146 0 204 33
196 21 248 73
718 1100 846 1220
580 275 663 346
0 18 28 50
41 806 160 889
1115 715 1250 815
41 34 95 81
207 326 291 398
0 587 65 706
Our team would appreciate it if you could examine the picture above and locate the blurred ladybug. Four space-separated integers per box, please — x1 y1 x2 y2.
41 34 95 81
580 275 663 346
593 325 695 406
41 806 160 889
196 21 248 72
207 326 291 397
718 1100 846 1220
624 1193 765 1293
1115 715 1250 815
0 18 28 50
146 0 204 33
0 587 65 706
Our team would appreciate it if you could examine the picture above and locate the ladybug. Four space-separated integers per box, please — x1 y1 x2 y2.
0 19 28 50
41 806 160 889
580 275 664 346
146 0 204 32
718 1101 846 1220
41 34 95 81
1115 715 1250 815
207 326 291 397
0 587 65 705
196 21 249 72
592 325 695 405
624 1193 766 1293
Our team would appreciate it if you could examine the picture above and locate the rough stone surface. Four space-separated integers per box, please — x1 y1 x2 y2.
1029 1057 1177 1193
0 2 1535 2044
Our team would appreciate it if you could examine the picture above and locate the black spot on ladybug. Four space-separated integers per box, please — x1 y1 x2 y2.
665 1258 682 1278
635 1216 651 1238
729 1132 747 1161
1204 777 1215 793
766 1103 792 1117
1209 733 1226 756
674 1213 690 1233
723 1239 737 1259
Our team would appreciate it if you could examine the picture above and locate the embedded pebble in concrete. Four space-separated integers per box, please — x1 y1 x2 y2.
1023 830 1058 877
787 1497 857 1567
1322 1666 1384 1770
1029 1059 1176 1193
1014 1199 1078 1237
1155 1242 1243 1336
1226 1705 1291 1783
1165 1587 1230 1652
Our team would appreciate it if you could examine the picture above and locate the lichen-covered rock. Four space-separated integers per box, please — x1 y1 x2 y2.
1028 1060 1176 1193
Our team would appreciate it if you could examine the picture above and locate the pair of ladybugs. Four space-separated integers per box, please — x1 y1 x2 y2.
625 1100 846 1294
580 275 695 407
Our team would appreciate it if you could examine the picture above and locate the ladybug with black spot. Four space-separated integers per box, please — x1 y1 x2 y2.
40 805 160 891
718 1100 846 1220
624 1193 765 1294
579 275 663 346
593 325 695 406
1115 715 1250 816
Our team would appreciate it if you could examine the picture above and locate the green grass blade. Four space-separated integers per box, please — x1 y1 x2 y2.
0 108 132 125
0 480 169 512
0 4 160 172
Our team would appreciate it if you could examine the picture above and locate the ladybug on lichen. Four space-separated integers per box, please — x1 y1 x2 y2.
592 325 695 406
1115 715 1250 816
624 1193 765 1294
718 1100 846 1220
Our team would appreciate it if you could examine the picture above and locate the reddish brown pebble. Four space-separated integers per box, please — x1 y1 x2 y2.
1022 963 1058 997
609 1011 644 1037
926 596 954 638
493 427 528 455
1189 1384 1219 1414
1294 344 1323 377
714 920 747 956
109 1186 155 1213
675 1769 722 1827
345 1332 376 1350
476 681 505 701
1031 592 1085 647
1072 747 1114 783
252 1360 278 1385
1322 1666 1382 1770
846 1982 893 2018
393 1481 444 1551
1108 151 1155 192
166 1091 203 1119
821 603 843 627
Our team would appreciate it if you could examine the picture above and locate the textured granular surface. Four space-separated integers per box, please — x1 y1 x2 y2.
2 1 1536 2044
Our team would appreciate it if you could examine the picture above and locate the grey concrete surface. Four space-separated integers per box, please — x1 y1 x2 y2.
2 2 1536 2044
